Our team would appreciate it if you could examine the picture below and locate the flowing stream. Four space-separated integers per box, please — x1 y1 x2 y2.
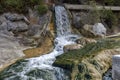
0 6 79 80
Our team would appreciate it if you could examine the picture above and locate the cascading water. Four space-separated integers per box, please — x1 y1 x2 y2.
0 6 79 80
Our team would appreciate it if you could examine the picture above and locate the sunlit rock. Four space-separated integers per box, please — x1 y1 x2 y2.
76 37 96 46
63 44 83 52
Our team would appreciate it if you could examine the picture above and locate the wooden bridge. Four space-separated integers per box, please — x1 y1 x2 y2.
64 4 120 11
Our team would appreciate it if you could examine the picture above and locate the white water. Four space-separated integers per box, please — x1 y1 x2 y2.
4 6 79 80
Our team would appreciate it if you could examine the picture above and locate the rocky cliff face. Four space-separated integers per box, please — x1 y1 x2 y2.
0 10 54 71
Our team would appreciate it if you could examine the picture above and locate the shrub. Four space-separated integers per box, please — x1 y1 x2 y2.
87 1 101 24
101 9 118 29
104 0 115 5
114 0 120 6
3 0 24 12
30 0 44 5
36 5 48 15
0 0 46 13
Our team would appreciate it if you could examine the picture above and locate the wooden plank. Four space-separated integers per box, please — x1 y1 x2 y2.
64 4 120 11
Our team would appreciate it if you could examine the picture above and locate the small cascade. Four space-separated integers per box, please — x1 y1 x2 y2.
55 6 71 37
0 6 79 80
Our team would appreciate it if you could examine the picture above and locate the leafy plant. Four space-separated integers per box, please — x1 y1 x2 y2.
36 5 48 15
101 9 118 29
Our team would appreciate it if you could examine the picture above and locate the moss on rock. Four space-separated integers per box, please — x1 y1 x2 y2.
53 38 120 80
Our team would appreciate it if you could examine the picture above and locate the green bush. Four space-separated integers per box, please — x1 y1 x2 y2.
5 0 22 6
2 0 25 12
0 0 46 13
30 0 44 5
114 0 120 6
100 0 120 6
101 9 118 29
104 0 115 5
36 5 48 15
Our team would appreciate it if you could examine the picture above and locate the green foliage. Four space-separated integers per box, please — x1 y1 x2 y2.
30 0 44 4
104 0 115 5
0 0 47 14
101 9 118 29
4 0 24 12
87 1 101 24
5 0 22 7
114 0 120 6
36 5 48 15
102 0 120 6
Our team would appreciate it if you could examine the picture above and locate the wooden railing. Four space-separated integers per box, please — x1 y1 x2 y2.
64 4 120 11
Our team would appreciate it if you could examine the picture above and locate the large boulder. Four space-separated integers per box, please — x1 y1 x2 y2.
92 23 106 36
0 32 26 71
80 23 106 38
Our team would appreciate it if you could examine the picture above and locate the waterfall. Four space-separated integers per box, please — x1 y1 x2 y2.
0 6 79 80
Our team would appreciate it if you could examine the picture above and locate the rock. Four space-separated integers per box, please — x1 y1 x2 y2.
7 21 28 32
0 21 2 25
72 12 96 29
0 32 26 71
27 24 42 37
92 23 106 36
4 13 24 21
80 23 106 38
80 24 95 37
28 9 39 24
76 37 97 46
72 12 84 28
63 44 83 52
0 22 8 31
112 55 120 80
0 15 7 24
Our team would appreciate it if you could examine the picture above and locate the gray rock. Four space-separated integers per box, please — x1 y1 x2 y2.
27 24 42 36
4 13 24 21
92 23 106 36
0 32 26 68
0 22 8 31
7 21 28 32
0 15 7 24
0 21 2 25
80 23 106 38
72 12 84 28
112 55 120 80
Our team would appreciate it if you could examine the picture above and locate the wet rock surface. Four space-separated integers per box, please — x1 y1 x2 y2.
103 69 112 80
